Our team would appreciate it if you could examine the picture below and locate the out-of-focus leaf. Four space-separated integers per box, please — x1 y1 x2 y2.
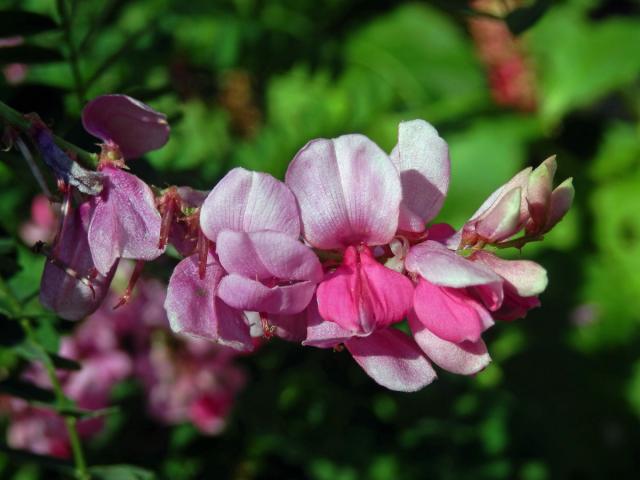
0 10 58 37
89 464 156 480
0 45 64 65
0 378 55 404
506 0 552 35
0 236 19 279
8 245 44 303
529 3 640 122
590 122 640 181
14 342 81 371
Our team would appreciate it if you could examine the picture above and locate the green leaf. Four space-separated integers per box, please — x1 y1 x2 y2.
0 378 56 404
0 10 58 37
14 342 81 371
0 45 64 65
89 465 156 480
506 0 552 35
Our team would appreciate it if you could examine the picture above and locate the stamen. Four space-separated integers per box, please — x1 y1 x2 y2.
114 260 145 309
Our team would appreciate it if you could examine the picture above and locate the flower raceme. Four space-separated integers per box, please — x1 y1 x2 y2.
33 93 573 392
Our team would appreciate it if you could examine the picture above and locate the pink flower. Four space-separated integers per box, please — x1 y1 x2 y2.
165 167 322 351
287 127 439 392
40 201 117 320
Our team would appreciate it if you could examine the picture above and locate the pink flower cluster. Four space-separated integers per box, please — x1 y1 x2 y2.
36 95 573 393
4 265 245 457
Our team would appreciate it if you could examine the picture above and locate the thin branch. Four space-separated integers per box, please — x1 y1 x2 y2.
57 0 86 104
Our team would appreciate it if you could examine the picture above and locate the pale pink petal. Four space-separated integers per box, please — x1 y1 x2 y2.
316 246 413 335
390 120 450 232
285 135 401 249
218 274 317 315
164 253 253 352
544 177 574 232
470 250 547 297
88 167 163 275
216 230 322 284
475 187 523 242
408 314 490 375
406 240 502 291
345 328 437 392
468 167 531 222
526 156 556 227
40 203 116 321
413 278 494 344
200 168 300 242
82 94 170 159
303 299 355 348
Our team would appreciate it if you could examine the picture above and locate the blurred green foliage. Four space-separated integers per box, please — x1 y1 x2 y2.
1 0 640 478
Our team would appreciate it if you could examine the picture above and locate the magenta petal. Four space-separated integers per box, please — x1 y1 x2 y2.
390 120 450 232
316 246 414 335
216 230 322 284
413 278 494 344
218 274 317 315
82 94 170 159
345 329 437 392
303 299 355 348
408 314 490 375
164 253 253 352
40 203 116 320
88 167 163 275
470 250 547 297
200 168 300 242
406 240 502 292
285 135 401 249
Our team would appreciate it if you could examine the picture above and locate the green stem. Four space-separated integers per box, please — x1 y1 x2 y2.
57 0 86 104
0 99 98 167
19 318 90 480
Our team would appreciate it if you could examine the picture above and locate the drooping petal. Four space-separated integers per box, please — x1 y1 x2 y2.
88 167 163 275
405 240 503 294
413 278 494 344
408 314 490 375
316 246 414 335
200 168 300 242
285 135 401 249
164 253 253 352
390 120 450 232
217 275 317 315
470 250 547 297
40 202 116 321
345 328 437 392
303 298 355 348
82 94 170 159
493 288 540 321
216 230 322 284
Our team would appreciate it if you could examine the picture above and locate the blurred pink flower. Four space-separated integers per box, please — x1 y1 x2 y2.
19 194 59 245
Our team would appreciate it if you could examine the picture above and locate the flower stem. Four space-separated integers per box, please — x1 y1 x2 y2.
0 99 98 167
19 318 90 480
57 0 86 105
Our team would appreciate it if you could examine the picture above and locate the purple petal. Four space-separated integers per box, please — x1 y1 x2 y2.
217 274 317 315
269 312 308 342
216 230 322 284
285 135 401 249
413 278 494 344
82 94 170 159
316 246 414 335
40 202 116 320
408 314 490 375
390 120 450 232
200 167 300 242
88 167 163 275
405 240 502 289
164 253 253 351
345 328 437 392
